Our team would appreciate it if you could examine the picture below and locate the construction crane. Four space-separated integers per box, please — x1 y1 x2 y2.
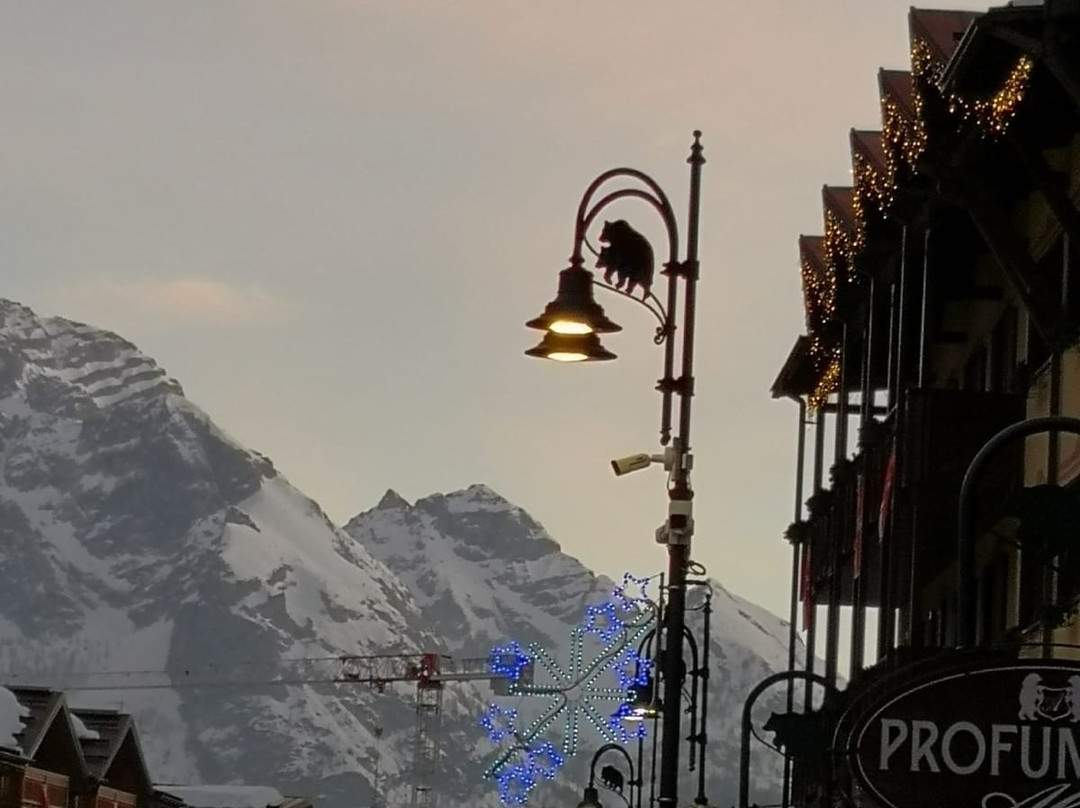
4 651 530 808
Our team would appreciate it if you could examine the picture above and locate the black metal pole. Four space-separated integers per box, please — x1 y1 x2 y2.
694 591 711 806
783 396 807 808
957 416 1080 647
657 130 704 808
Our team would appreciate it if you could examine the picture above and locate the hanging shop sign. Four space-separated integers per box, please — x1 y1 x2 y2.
849 660 1080 808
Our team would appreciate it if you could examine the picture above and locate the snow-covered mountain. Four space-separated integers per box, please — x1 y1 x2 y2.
345 488 803 806
0 299 489 807
0 298 802 808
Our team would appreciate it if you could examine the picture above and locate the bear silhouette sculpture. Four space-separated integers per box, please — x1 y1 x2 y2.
596 219 654 298
763 710 826 763
599 765 625 794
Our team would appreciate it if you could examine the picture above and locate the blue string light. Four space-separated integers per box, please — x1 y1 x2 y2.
479 704 518 745
489 640 532 682
480 575 659 804
610 647 652 690
526 740 564 780
496 764 537 805
609 702 649 744
583 601 623 645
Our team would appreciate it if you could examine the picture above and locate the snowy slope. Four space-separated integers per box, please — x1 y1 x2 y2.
345 487 807 806
0 300 493 808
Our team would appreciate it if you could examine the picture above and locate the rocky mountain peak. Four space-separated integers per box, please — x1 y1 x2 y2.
375 488 412 511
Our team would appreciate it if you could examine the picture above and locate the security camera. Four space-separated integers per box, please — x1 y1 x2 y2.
611 453 660 477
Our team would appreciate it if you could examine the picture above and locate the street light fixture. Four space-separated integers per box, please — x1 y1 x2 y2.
576 743 641 808
525 131 706 808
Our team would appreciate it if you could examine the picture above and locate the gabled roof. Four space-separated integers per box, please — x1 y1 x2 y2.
799 235 826 271
851 130 886 172
823 186 857 234
72 708 150 789
909 8 980 64
879 69 916 116
771 335 819 399
5 687 88 779
7 687 65 759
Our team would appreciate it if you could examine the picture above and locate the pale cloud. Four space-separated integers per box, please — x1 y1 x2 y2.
44 277 287 331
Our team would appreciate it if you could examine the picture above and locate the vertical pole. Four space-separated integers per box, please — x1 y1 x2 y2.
658 130 704 808
783 396 807 808
851 276 875 676
805 411 826 711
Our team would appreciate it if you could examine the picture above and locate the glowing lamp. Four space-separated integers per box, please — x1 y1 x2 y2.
526 266 622 335
525 332 616 362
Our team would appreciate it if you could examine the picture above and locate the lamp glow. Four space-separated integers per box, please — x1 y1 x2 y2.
549 319 594 335
548 351 589 362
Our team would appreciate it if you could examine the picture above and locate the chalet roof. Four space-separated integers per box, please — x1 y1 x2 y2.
909 8 980 63
71 709 147 784
879 69 915 117
7 687 64 758
823 186 857 233
799 235 826 271
771 335 818 399
851 130 886 172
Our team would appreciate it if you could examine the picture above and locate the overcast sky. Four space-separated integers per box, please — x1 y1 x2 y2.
1 1 992 628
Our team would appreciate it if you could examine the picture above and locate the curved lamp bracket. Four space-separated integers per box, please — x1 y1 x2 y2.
571 178 679 345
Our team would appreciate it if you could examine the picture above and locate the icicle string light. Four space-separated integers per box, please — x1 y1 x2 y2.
803 36 1035 407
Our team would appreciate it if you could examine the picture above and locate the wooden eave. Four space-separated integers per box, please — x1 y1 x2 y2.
771 335 818 399
909 8 981 65
823 186 857 234
851 130 887 173
879 69 916 119
799 234 826 273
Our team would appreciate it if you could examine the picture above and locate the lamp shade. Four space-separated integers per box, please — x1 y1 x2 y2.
575 786 603 808
525 331 616 362
526 266 622 335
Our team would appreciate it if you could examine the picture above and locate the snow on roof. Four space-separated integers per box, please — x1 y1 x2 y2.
0 686 30 753
69 713 101 741
157 786 286 808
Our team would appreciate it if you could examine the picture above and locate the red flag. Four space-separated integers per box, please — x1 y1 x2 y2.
878 445 896 542
853 472 865 578
800 544 814 631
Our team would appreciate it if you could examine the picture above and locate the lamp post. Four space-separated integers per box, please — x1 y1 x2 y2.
577 743 641 808
525 131 705 808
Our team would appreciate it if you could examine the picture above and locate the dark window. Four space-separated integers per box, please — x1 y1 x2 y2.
989 306 1018 392
964 343 988 392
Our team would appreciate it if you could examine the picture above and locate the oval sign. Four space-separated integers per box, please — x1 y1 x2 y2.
851 661 1080 808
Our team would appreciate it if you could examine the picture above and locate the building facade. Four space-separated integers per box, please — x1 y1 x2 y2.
770 3 1080 806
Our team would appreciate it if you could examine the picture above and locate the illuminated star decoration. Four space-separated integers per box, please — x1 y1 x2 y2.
479 704 519 745
526 740 563 780
612 572 653 616
496 764 536 805
609 702 649 744
583 602 623 645
489 640 532 683
612 647 652 690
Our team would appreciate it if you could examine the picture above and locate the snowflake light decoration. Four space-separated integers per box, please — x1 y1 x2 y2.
482 594 657 796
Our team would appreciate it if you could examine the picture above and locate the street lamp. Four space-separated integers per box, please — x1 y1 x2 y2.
576 743 641 808
526 131 705 808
